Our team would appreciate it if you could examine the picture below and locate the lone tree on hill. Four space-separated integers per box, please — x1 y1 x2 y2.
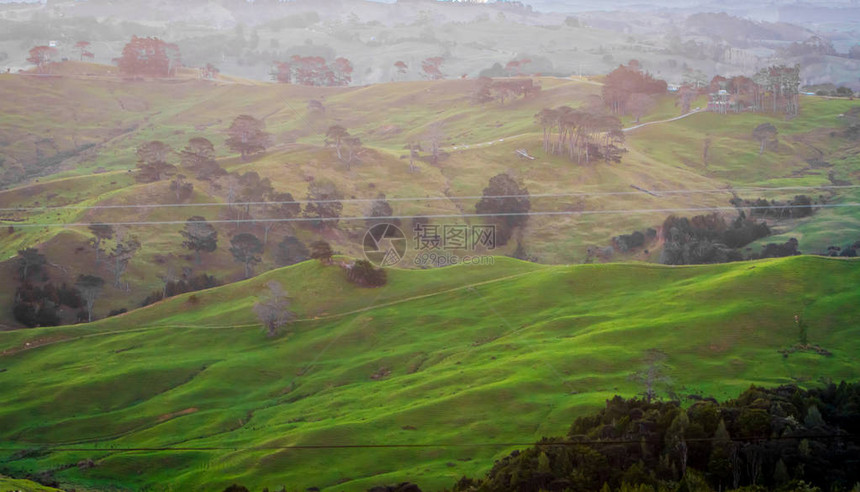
27 45 58 72
226 115 269 160
180 216 218 264
76 274 104 323
475 173 531 246
752 123 779 155
309 240 333 264
230 232 263 278
253 280 296 337
88 223 114 264
116 36 180 78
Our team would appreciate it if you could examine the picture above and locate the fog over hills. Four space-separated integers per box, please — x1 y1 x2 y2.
1 0 858 87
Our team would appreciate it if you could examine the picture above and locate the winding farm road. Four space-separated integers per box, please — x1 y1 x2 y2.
444 109 704 153
623 108 703 132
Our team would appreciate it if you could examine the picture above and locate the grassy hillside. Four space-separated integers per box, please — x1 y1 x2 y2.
625 95 860 249
0 475 64 492
1 67 858 328
1 255 858 491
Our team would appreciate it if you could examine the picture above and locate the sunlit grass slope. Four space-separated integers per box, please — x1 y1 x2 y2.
1 255 858 491
0 474 64 492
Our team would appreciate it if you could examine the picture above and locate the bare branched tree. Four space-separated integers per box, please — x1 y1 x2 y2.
253 281 296 337
629 348 672 403
109 230 141 289
76 274 104 323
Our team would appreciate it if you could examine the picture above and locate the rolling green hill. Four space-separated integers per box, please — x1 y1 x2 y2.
0 474 64 492
1 255 857 491
2 65 859 327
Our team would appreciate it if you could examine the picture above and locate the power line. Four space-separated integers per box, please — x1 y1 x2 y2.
1 185 856 213
4 203 859 229
3 433 858 453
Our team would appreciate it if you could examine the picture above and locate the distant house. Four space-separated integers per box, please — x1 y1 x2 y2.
707 89 760 114
707 89 729 113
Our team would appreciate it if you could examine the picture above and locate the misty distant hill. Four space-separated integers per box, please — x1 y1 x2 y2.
0 0 857 87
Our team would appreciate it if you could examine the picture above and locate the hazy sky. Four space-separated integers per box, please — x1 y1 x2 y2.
1 0 858 16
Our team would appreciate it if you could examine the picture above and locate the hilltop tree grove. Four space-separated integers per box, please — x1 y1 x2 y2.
116 36 181 78
270 55 353 86
602 62 668 116
535 106 625 164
